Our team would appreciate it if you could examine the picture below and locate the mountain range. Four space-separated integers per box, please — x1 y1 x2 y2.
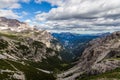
57 31 120 80
52 32 110 61
52 33 99 61
0 17 70 80
1 17 120 80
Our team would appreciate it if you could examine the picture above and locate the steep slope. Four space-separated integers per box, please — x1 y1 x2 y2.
0 30 61 61
0 17 33 32
0 17 67 80
57 31 120 80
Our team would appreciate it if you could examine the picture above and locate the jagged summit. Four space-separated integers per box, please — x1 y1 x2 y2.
0 17 62 61
0 17 64 80
0 17 35 32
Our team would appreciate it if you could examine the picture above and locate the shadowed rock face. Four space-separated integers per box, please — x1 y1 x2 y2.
0 17 65 80
0 17 35 32
0 30 62 62
57 31 120 80
0 17 62 62
0 17 24 27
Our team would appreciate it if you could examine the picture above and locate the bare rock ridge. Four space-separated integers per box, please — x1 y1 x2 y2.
0 17 34 32
2 17 120 80
57 31 120 80
0 17 62 61
0 17 63 80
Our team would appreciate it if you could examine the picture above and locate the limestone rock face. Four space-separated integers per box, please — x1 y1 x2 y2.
0 17 34 32
57 31 120 80
0 17 64 80
0 17 62 62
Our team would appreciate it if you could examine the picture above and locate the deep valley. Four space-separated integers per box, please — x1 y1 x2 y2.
0 17 120 80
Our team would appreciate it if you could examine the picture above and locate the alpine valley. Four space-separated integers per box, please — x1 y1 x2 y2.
1 17 120 80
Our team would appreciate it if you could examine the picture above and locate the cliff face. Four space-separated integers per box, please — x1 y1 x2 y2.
0 17 34 32
57 31 120 80
0 17 62 62
0 17 63 80
0 30 62 62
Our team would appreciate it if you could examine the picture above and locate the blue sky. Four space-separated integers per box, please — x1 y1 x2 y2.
14 1 56 21
0 0 120 34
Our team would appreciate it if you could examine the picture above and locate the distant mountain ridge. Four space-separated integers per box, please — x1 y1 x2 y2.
52 32 108 61
1 17 117 80
57 31 120 80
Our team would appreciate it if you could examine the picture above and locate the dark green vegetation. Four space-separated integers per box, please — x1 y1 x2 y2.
0 72 19 80
32 41 44 48
8 60 55 80
0 59 55 80
46 48 54 53
0 56 73 80
0 59 16 70
78 68 120 80
0 39 8 50
25 55 74 73
0 31 74 80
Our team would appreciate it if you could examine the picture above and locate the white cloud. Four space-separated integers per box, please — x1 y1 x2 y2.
0 0 30 19
9 3 21 9
25 19 31 23
35 0 63 6
0 0 20 9
0 9 20 19
21 0 31 3
0 0 30 9
35 0 120 34
38 0 120 20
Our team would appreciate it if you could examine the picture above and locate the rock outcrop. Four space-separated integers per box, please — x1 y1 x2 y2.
0 17 63 80
57 31 120 80
0 17 62 62
0 17 34 32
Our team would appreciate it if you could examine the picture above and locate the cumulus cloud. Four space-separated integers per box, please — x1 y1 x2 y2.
35 0 120 34
0 0 30 19
22 0 31 3
0 0 21 9
0 9 20 18
35 0 63 6
25 19 31 23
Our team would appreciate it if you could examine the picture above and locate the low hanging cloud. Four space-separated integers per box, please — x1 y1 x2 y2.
35 0 120 34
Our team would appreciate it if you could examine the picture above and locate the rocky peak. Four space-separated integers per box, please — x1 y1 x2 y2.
0 17 62 62
0 17 65 80
0 17 34 32
0 17 24 27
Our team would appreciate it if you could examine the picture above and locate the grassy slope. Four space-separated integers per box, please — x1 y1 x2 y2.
0 31 73 80
0 32 55 80
24 55 74 74
0 59 55 80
